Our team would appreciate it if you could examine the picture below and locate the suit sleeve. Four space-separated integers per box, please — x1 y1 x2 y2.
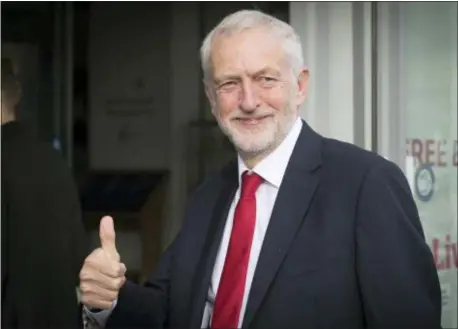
355 160 442 328
105 233 179 329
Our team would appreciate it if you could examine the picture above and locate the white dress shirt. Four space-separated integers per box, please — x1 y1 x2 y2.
88 118 303 328
201 118 303 328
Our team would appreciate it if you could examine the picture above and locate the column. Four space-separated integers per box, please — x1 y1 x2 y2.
165 2 202 249
290 2 372 149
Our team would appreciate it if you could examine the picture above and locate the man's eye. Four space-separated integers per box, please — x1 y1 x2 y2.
218 81 234 87
260 76 276 82
218 81 237 91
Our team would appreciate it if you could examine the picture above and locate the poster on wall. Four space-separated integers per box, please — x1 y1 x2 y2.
88 2 170 170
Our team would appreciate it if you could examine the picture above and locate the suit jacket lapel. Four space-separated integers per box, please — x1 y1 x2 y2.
242 121 323 328
188 160 239 328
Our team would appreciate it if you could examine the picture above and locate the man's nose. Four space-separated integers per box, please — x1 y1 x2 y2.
239 81 260 112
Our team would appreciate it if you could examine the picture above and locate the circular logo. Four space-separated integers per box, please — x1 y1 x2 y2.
415 163 435 202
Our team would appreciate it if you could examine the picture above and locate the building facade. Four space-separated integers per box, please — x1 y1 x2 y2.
1 2 456 326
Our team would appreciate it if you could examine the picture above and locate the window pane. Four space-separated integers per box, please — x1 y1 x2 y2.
378 3 457 327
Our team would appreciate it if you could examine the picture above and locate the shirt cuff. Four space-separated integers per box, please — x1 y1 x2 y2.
84 300 117 328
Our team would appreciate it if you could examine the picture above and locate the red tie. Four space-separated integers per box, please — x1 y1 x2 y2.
211 171 263 329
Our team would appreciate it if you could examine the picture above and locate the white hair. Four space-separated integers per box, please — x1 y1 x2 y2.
200 10 304 82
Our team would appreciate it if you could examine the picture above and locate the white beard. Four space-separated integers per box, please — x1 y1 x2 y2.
215 104 297 156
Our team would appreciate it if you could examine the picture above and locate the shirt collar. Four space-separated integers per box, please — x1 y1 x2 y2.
237 117 303 189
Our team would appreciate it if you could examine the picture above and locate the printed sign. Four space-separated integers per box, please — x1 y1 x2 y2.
415 163 435 202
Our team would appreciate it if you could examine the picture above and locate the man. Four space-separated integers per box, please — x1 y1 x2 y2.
80 10 442 329
1 57 88 329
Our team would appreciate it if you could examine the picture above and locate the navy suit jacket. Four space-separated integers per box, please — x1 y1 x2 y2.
106 120 442 329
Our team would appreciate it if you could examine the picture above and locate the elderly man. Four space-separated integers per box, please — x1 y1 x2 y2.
80 10 442 329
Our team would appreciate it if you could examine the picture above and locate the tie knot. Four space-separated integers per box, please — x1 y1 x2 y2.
240 171 263 199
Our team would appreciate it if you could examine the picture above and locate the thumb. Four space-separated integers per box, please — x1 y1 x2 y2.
99 216 119 260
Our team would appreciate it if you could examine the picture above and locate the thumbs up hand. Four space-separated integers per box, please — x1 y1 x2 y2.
100 216 120 261
80 216 127 309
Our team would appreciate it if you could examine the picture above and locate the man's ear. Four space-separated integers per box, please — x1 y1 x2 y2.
295 68 309 106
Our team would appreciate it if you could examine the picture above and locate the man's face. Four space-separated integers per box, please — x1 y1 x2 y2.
206 28 308 157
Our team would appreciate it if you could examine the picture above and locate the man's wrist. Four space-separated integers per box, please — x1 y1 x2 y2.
89 308 103 313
